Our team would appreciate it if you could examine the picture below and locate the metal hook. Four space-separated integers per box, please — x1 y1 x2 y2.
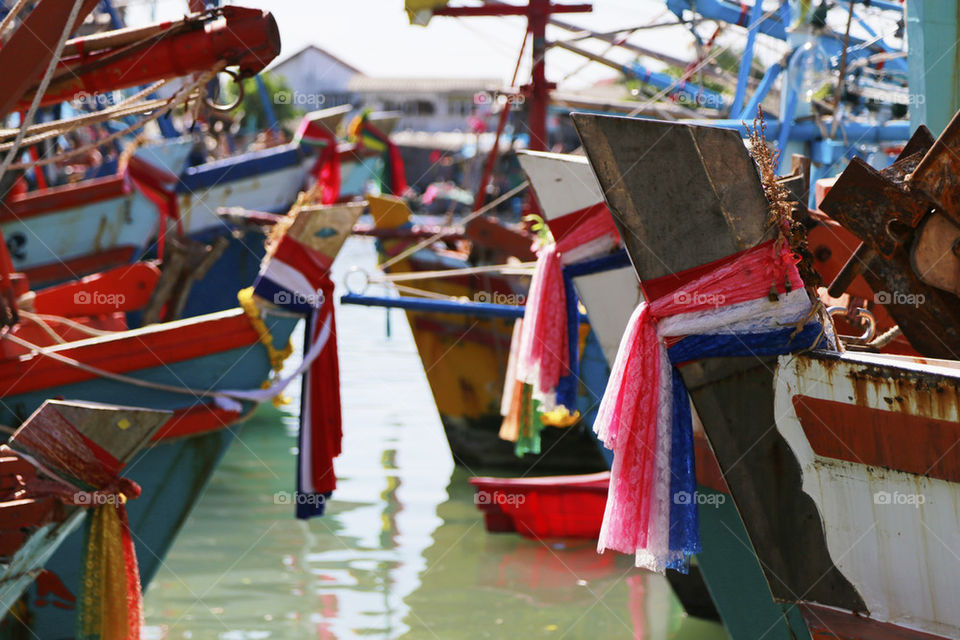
203 68 243 113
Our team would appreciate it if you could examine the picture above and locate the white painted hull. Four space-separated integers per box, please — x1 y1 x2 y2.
3 190 158 272
177 158 314 235
517 151 640 364
775 351 960 638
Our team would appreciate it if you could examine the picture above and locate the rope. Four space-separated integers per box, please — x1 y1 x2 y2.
0 80 172 146
19 310 117 337
378 180 529 272
0 0 85 185
9 64 224 170
376 262 536 283
389 282 467 301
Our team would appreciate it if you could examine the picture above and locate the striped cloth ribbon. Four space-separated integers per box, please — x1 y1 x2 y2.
252 230 342 519
593 240 825 573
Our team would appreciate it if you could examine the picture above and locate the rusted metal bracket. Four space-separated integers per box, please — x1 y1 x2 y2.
820 123 960 358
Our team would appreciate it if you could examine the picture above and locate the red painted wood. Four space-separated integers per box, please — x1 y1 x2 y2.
21 246 138 287
0 530 26 556
0 174 130 223
0 0 100 118
17 7 281 110
793 395 960 483
0 497 58 531
801 603 949 640
0 310 259 396
464 215 537 261
694 433 729 494
32 262 160 316
151 404 242 441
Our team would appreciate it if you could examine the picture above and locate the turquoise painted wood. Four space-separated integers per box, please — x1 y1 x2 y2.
907 0 960 136
697 488 812 640
0 311 300 639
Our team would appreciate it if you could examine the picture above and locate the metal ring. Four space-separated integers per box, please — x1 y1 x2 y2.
344 266 370 295
203 68 243 113
828 306 876 344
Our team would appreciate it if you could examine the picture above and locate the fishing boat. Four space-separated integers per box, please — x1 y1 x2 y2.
170 105 353 318
0 400 170 633
1 149 191 288
359 194 607 472
573 111 960 639
0 5 284 308
0 200 362 637
491 148 801 637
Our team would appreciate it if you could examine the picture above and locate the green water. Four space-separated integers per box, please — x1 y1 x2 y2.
142 237 729 639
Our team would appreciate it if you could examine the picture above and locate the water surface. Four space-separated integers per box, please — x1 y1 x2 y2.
143 237 728 639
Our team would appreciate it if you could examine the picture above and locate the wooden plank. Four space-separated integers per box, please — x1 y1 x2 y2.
571 114 772 280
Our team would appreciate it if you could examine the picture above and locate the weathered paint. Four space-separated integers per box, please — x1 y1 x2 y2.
776 351 960 638
1 188 159 286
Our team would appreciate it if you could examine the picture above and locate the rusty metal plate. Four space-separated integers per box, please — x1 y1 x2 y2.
910 111 960 227
820 157 930 259
911 212 960 297
571 114 772 280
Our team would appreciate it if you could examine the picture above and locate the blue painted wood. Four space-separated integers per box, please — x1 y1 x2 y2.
176 143 305 192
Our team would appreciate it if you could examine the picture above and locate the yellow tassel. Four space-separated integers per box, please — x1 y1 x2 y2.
237 287 294 375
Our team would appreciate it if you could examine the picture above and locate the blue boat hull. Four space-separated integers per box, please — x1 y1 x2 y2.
0 312 301 638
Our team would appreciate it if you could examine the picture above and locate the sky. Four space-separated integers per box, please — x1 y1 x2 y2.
125 0 901 94
126 0 727 90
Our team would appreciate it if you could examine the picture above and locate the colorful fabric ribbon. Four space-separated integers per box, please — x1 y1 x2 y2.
294 118 341 205
6 408 144 640
252 229 341 519
594 240 824 573
499 244 581 455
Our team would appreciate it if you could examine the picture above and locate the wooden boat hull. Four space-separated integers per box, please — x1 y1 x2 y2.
574 113 960 639
1 176 161 288
371 195 607 472
0 310 300 637
518 148 814 638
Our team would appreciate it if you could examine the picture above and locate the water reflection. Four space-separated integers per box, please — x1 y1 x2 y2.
143 237 727 640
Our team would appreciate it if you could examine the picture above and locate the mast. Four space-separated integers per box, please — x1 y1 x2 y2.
431 1 592 151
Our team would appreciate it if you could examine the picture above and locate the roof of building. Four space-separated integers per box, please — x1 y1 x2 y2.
272 44 364 75
346 75 502 94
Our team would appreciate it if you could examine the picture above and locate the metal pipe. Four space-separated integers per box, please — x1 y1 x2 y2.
730 0 765 117
738 62 782 120
340 293 590 322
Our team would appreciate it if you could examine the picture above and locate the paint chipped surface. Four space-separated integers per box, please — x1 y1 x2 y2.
776 351 960 638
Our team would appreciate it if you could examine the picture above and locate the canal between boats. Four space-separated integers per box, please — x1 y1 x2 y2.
143 235 727 639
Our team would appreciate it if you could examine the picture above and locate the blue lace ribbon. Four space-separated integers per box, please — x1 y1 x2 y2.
663 322 824 572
